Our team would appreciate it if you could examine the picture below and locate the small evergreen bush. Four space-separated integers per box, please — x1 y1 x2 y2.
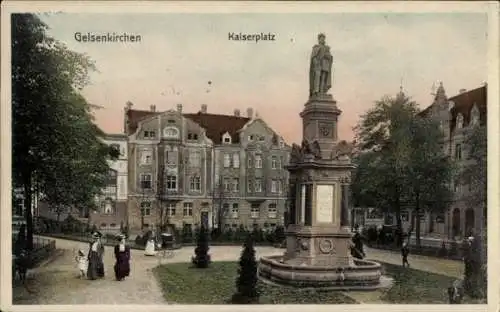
192 225 211 268
232 234 260 304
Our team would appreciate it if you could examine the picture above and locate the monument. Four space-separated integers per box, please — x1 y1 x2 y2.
259 34 383 289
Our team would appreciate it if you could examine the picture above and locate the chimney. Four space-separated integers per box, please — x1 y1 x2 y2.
246 107 253 119
177 104 183 113
459 89 467 94
150 105 156 112
234 109 241 117
125 101 133 111
201 104 207 114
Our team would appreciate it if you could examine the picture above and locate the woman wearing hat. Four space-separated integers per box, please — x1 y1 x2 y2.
114 234 131 281
87 231 104 280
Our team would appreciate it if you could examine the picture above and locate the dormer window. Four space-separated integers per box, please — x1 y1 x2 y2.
187 133 198 141
163 127 179 139
456 113 464 129
222 132 232 144
259 136 265 142
470 104 480 126
144 131 156 138
248 135 254 141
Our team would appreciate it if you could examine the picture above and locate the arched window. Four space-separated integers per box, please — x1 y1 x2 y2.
163 127 180 139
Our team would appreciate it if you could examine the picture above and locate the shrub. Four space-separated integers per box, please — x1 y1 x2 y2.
274 226 286 243
192 226 211 268
232 233 259 304
135 235 143 246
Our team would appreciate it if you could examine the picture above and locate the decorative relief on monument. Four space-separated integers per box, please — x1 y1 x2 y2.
315 184 335 223
318 122 334 138
290 139 322 163
318 239 335 254
301 240 310 251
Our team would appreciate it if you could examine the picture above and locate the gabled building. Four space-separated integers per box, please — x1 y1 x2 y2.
124 103 291 233
415 83 487 239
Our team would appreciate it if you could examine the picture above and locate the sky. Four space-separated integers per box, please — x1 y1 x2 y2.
38 12 488 144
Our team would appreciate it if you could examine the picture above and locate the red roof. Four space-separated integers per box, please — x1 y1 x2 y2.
126 109 251 144
449 85 487 131
418 85 487 131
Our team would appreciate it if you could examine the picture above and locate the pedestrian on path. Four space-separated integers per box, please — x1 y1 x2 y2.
87 231 105 280
114 234 131 281
401 242 410 268
75 249 88 279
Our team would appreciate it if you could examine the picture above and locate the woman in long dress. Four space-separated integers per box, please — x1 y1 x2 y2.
144 237 156 256
87 232 102 280
114 234 131 281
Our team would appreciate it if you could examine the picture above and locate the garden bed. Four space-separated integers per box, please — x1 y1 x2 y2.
153 261 483 304
153 261 356 304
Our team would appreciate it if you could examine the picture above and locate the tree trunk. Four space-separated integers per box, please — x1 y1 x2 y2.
394 196 402 247
415 192 421 248
24 174 34 251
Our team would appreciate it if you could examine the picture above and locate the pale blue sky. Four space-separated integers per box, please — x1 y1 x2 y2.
38 12 488 143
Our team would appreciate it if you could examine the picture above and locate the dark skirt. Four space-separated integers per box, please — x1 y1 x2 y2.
114 251 130 280
87 251 101 280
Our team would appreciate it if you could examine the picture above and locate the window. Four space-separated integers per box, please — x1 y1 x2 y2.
187 133 198 141
223 154 231 168
248 135 254 141
110 144 121 155
222 133 232 144
183 203 193 216
271 180 279 193
165 147 178 165
455 144 462 160
140 150 152 165
250 204 260 219
233 153 240 168
259 136 265 142
110 223 117 228
190 176 201 192
271 156 278 169
163 127 179 139
101 223 107 228
247 180 252 192
268 203 277 218
167 203 176 216
401 211 409 222
188 151 201 167
231 203 239 218
166 175 177 191
255 155 262 168
144 131 156 138
140 174 152 189
141 202 151 216
232 178 239 192
167 119 175 124
247 155 253 168
223 178 231 192
255 179 263 192
223 203 230 217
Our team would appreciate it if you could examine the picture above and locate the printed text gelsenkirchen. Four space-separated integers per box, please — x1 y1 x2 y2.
74 32 142 43
228 32 276 43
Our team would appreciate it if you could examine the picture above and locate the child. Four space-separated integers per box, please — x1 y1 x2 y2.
75 249 88 279
401 242 410 268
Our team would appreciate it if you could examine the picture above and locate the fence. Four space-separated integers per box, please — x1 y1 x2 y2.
12 236 57 269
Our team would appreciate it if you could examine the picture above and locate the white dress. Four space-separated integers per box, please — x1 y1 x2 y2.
145 240 156 256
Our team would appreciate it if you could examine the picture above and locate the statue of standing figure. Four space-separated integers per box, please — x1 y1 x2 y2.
309 33 333 97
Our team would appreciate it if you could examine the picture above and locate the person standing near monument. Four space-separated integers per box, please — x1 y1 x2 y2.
309 33 333 96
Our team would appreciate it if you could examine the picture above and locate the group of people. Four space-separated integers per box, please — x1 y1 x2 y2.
75 232 131 281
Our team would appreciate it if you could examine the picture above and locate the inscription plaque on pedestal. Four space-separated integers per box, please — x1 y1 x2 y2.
316 184 335 223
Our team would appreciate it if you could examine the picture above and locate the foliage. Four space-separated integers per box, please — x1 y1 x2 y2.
233 234 260 304
153 261 355 304
192 226 211 268
352 92 454 247
11 14 117 250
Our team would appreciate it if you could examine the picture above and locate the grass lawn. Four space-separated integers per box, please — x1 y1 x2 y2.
153 261 484 304
153 261 356 304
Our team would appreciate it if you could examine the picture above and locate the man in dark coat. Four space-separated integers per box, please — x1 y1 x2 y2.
401 242 410 267
114 234 131 281
351 229 365 259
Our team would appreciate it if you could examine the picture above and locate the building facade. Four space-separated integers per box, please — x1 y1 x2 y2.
125 103 290 233
89 133 129 232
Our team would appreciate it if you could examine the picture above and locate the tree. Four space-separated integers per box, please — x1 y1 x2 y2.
12 14 116 250
232 234 259 304
192 225 211 268
353 92 454 247
461 124 487 298
405 117 454 247
211 176 228 234
353 93 419 245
